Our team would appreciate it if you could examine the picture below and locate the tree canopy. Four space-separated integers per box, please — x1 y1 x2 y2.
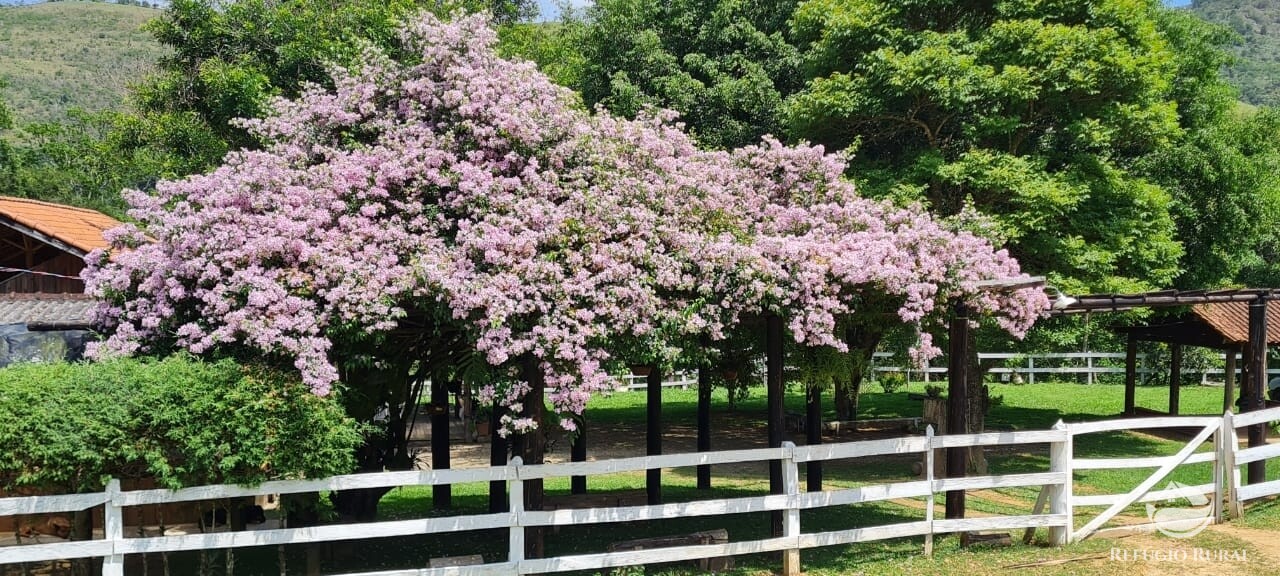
573 0 803 149
784 0 1186 296
84 13 1046 432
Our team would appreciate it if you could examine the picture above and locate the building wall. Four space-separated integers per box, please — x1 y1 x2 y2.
0 252 86 294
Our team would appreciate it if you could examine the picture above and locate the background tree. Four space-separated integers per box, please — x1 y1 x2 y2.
786 0 1185 297
573 0 804 149
1137 9 1280 289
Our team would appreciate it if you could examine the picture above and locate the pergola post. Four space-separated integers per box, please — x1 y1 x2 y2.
1248 298 1268 485
489 404 508 513
646 366 663 505
571 418 587 494
431 379 452 509
806 384 823 492
1224 347 1238 414
1169 344 1182 416
945 303 970 520
1124 335 1137 415
696 365 712 490
519 356 546 559
767 314 785 536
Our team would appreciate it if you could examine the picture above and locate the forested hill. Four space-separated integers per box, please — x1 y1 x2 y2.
0 1 166 125
1191 0 1280 106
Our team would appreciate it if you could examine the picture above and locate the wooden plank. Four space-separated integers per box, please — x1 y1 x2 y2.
515 447 785 480
103 479 124 576
508 465 524 566
796 520 933 548
522 494 788 527
1236 479 1280 502
933 514 1068 534
795 481 932 509
1224 411 1243 519
933 472 1066 493
1073 451 1216 470
337 563 517 576
1068 416 1222 436
119 468 514 506
1048 421 1072 546
0 492 107 515
931 430 1067 449
0 540 113 564
1229 406 1280 428
429 555 484 568
782 442 800 576
924 426 935 556
792 436 928 462
1023 486 1050 544
518 536 797 573
115 514 512 555
1234 442 1280 466
1073 482 1216 507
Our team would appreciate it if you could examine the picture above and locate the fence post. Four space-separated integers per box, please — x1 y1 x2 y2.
781 442 801 576
509 457 525 573
1028 357 1035 385
924 426 935 556
1086 356 1093 385
1214 413 1226 523
103 478 123 576
1048 421 1072 545
1222 411 1242 519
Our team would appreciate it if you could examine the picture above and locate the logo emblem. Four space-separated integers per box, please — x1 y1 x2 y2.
1146 481 1213 538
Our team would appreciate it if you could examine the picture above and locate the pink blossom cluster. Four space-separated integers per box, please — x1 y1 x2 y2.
83 13 1047 429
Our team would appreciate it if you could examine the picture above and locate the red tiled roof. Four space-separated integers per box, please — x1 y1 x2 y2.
0 196 121 255
1191 302 1280 345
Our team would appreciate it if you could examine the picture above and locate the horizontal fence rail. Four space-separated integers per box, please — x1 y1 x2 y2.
6 408 1280 574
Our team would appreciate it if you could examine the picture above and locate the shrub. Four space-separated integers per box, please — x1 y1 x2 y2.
878 372 906 394
0 355 363 492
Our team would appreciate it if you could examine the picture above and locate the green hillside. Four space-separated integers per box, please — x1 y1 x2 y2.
0 1 166 125
1191 0 1280 107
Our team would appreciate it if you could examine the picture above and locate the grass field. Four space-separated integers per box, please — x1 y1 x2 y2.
0 1 165 125
138 381 1280 575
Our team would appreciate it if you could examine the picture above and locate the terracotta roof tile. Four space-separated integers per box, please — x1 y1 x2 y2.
1191 302 1280 345
0 196 121 255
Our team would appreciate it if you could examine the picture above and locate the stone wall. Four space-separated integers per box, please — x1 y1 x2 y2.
0 323 90 368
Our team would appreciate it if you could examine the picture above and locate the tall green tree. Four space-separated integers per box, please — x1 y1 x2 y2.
785 0 1185 295
575 0 804 149
1137 9 1280 289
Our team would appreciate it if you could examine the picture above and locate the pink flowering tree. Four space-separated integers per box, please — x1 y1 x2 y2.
84 12 1046 510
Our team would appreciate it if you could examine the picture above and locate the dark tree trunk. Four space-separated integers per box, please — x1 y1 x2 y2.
837 325 884 421
964 316 988 475
432 379 453 509
329 440 395 522
518 356 546 559
767 315 784 537
697 365 712 490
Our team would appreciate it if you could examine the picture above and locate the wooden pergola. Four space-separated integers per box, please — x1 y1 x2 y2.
1053 288 1280 484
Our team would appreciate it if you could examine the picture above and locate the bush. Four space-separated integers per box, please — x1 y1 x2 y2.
878 372 906 394
0 355 363 493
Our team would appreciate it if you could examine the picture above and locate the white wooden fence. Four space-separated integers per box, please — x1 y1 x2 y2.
872 351 1280 385
6 407 1280 575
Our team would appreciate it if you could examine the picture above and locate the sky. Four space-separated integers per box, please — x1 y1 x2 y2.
535 0 591 21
